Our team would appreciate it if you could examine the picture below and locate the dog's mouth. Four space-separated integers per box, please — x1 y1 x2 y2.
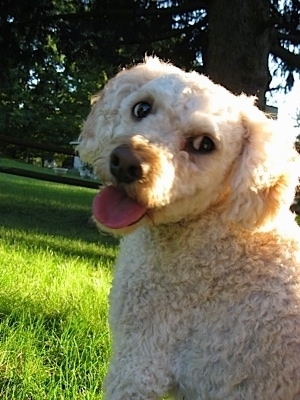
92 186 147 229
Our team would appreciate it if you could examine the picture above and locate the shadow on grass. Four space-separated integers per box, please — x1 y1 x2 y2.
0 173 118 250
2 228 117 266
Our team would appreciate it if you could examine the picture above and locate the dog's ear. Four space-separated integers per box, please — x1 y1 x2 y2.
223 105 299 229
76 91 104 163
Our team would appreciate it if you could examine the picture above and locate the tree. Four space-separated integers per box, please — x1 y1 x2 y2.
0 1 110 156
50 0 298 108
0 0 299 156
206 0 272 109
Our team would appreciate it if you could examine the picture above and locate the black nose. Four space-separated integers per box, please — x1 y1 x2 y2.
110 145 143 184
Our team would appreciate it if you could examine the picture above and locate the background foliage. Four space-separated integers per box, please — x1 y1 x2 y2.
0 0 299 158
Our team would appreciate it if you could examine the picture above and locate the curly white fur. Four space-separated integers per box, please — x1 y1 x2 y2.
78 57 300 400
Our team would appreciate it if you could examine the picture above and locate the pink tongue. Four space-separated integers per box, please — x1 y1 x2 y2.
92 186 147 229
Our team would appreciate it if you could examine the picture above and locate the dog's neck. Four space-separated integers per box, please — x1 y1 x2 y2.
144 211 238 255
141 209 297 258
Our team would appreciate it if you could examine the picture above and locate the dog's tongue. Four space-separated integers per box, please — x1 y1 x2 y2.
92 186 147 229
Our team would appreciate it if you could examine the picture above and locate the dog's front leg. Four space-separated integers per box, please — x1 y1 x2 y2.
104 352 172 400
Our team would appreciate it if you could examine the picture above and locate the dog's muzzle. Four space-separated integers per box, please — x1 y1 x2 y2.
110 145 143 184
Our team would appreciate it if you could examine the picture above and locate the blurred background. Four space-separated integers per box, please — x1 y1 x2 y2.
0 0 299 164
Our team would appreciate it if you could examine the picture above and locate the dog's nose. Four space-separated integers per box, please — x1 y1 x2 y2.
110 145 143 184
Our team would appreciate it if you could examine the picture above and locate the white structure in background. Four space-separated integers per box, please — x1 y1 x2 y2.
69 140 81 169
73 154 83 170
69 140 97 179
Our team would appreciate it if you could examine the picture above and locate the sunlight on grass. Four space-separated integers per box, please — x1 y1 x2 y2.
0 172 117 399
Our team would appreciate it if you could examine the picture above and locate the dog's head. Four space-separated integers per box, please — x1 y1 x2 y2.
78 57 299 235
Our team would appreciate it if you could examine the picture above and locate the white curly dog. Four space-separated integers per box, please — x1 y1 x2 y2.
78 57 300 400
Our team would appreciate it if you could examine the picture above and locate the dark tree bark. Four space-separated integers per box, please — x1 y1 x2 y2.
206 0 272 109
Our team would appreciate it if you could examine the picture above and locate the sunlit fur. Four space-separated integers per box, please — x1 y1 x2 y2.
78 57 300 399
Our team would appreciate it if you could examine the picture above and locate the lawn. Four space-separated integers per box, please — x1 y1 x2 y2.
0 168 117 399
0 157 100 184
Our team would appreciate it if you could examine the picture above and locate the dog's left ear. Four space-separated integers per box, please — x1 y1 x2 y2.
76 91 104 164
223 104 299 229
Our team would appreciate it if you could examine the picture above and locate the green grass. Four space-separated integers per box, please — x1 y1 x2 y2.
0 157 68 175
0 157 99 182
0 170 118 399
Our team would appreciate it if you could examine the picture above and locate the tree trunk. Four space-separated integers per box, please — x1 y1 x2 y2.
205 0 271 109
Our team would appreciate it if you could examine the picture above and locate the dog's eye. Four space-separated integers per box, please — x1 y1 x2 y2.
192 136 215 153
132 102 151 119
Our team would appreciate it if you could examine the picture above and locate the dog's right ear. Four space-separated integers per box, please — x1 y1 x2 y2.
222 104 299 229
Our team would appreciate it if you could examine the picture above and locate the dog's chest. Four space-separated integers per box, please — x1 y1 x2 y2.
109 225 300 336
108 226 300 397
108 227 241 342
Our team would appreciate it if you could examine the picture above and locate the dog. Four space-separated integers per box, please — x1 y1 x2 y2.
78 57 300 399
